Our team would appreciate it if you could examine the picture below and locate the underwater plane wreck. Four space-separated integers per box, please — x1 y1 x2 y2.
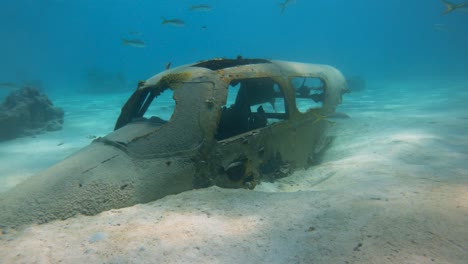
0 58 348 228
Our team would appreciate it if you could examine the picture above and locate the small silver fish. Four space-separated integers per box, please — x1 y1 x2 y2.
161 17 185 26
121 37 146 48
189 4 212 12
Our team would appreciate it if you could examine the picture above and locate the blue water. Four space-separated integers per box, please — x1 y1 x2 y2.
1 0 467 96
1 2 468 262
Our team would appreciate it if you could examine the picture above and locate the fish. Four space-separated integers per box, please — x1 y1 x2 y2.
433 23 450 32
0 82 20 89
441 0 468 15
121 37 146 48
189 4 212 12
278 0 296 14
161 17 185 26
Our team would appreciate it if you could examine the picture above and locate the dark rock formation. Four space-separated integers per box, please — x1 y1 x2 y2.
0 87 64 141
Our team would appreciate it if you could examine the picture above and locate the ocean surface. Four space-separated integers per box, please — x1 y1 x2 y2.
0 1 467 263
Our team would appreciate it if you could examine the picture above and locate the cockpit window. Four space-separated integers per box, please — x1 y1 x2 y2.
216 77 287 140
131 87 176 125
292 77 324 112
141 88 175 123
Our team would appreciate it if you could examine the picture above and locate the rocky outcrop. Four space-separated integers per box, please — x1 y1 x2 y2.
0 87 64 141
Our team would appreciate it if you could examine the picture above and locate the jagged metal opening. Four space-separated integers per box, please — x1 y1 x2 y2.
194 58 271 70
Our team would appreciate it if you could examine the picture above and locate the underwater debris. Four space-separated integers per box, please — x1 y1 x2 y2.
0 58 347 228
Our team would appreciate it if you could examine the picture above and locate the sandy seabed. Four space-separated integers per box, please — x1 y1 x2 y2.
0 82 467 263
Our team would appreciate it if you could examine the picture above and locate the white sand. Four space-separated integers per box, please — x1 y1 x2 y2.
0 82 467 263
